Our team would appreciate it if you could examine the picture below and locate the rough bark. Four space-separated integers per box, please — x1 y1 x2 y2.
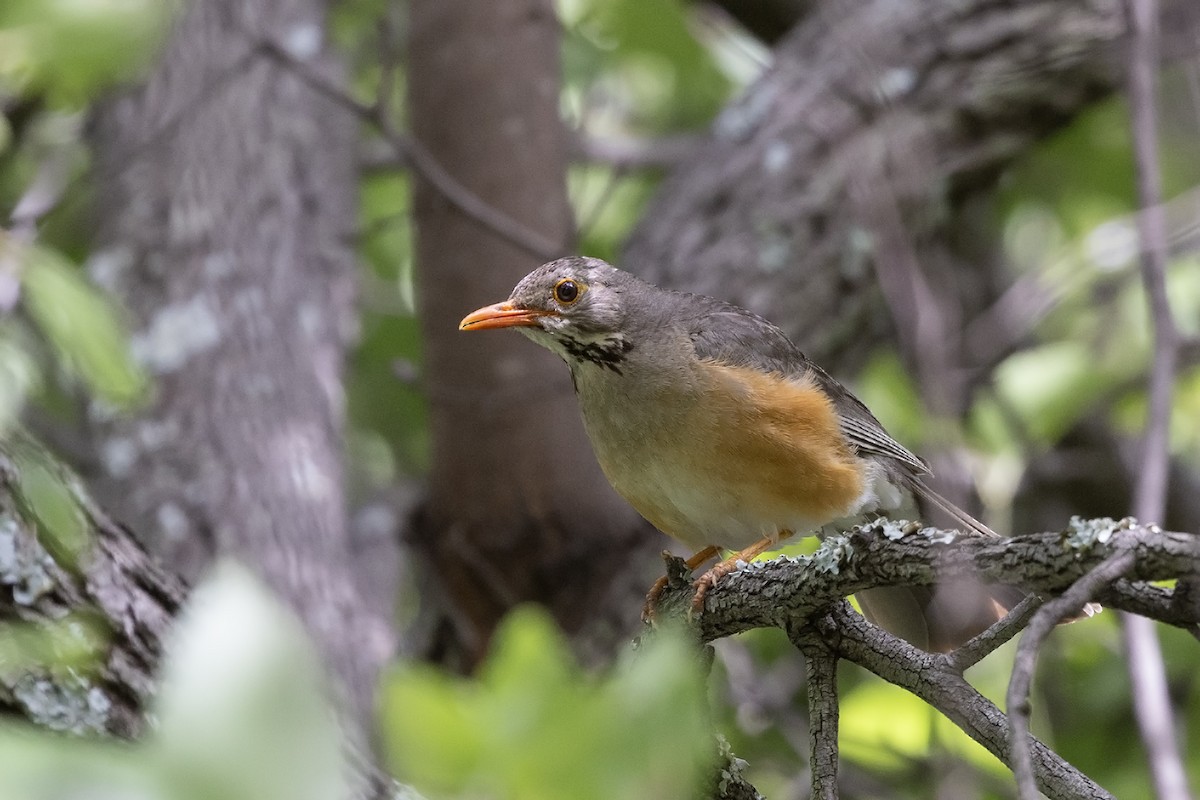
0 434 183 738
87 0 391 725
625 0 1198 373
687 518 1200 640
408 0 655 667
792 631 839 800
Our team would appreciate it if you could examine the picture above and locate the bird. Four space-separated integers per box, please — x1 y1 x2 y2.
459 255 1010 650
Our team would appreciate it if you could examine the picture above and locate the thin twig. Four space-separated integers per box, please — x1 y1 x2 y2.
821 602 1114 800
1128 0 1178 524
1124 3 1194 799
362 131 707 174
571 131 705 170
1007 552 1136 800
374 8 401 119
254 36 562 262
791 629 840 800
945 594 1042 673
851 170 959 414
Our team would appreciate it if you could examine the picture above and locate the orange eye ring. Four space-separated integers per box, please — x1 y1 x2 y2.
553 278 584 305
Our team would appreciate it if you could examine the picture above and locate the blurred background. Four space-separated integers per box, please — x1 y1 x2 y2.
1 0 1199 798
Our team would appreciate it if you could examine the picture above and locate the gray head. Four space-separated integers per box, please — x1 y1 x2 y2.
459 256 653 372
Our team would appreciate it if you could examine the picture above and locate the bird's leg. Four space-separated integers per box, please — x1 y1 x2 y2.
642 545 720 622
691 530 796 614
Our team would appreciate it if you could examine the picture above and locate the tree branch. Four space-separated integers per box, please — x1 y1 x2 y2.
253 35 563 262
688 518 1200 641
819 603 1114 800
625 0 1200 373
945 594 1041 672
789 626 840 799
1007 552 1136 800
655 517 1200 798
1123 1 1194 797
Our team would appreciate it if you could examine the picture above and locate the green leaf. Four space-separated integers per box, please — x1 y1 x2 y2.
0 326 40 436
566 0 732 131
5 434 90 565
155 563 349 800
0 0 176 105
19 242 148 408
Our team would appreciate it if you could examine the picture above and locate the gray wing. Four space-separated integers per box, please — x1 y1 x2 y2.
682 299 929 477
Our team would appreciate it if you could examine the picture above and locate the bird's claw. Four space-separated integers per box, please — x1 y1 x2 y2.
641 574 670 623
644 550 716 623
688 572 719 616
689 559 739 617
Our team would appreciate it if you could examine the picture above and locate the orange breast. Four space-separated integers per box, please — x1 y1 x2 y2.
588 361 866 551
690 361 865 517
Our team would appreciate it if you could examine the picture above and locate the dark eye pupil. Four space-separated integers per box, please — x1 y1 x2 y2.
556 280 578 303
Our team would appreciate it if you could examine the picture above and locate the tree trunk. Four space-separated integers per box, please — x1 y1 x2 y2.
87 0 391 727
408 0 656 667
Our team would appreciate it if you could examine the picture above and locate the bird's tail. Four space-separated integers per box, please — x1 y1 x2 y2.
909 479 997 538
901 477 1100 625
858 476 1100 649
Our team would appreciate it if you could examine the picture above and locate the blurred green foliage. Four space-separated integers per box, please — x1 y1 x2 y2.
0 0 174 105
562 0 733 132
0 322 38 434
0 581 713 800
21 242 147 408
980 95 1200 461
382 607 713 800
0 564 350 800
5 430 91 565
0 0 160 435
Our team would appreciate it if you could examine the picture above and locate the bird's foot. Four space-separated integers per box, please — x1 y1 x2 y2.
686 533 793 616
689 558 741 616
641 574 670 623
642 546 721 624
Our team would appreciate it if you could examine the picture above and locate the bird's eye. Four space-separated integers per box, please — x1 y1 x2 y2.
553 278 582 305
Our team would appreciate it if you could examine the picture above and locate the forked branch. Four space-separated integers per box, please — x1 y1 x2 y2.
660 517 1200 798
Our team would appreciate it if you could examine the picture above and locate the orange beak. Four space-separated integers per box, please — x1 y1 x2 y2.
458 301 552 331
